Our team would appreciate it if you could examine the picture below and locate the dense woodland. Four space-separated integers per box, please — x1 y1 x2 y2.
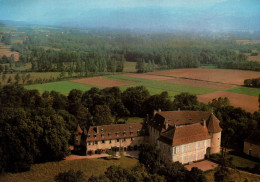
0 84 259 173
244 77 260 88
1 27 260 76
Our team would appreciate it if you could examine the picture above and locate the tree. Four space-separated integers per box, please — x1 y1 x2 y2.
188 167 206 182
93 105 113 125
7 76 12 84
172 92 200 110
55 170 84 182
136 59 146 73
158 162 189 182
14 73 21 84
0 65 3 73
122 86 150 116
138 143 161 173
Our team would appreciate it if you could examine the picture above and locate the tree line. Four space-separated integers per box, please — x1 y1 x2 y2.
244 77 260 88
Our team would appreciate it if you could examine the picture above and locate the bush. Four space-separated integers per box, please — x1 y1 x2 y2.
87 150 93 156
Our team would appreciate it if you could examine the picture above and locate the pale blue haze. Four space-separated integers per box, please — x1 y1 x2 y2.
0 0 259 31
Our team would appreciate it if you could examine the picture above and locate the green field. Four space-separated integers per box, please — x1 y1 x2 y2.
25 74 217 98
25 81 99 94
227 86 260 97
1 156 138 182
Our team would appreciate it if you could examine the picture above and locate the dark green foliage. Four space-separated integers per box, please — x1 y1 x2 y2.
244 78 260 88
55 169 84 182
189 167 207 182
138 143 161 173
172 92 200 110
143 91 173 115
122 86 150 116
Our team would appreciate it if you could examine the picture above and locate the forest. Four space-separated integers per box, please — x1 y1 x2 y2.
1 27 260 76
0 84 259 173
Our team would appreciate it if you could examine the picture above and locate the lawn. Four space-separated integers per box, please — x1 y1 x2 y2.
25 81 97 94
118 117 144 124
204 168 260 182
227 153 258 168
227 86 260 97
1 157 138 182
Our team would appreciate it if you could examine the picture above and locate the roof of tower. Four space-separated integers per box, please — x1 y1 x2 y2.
207 113 222 133
74 124 83 135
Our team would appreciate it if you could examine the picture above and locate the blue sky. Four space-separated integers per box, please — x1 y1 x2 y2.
0 0 259 31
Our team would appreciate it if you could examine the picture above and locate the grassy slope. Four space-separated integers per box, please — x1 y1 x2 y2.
204 168 260 182
1 156 138 182
227 86 260 97
25 81 98 94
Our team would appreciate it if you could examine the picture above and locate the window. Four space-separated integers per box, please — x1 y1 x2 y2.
184 145 186 152
102 140 105 144
198 142 200 148
117 139 120 143
174 147 176 154
137 130 140 135
109 139 112 144
88 142 91 145
95 141 98 145
123 138 126 142
130 137 133 141
94 134 96 139
179 146 182 153
130 131 133 135
108 132 111 137
88 134 90 139
101 134 104 138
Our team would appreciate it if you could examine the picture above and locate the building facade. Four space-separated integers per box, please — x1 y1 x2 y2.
74 110 222 164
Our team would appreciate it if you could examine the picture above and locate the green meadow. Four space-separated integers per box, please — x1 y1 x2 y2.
25 75 217 98
227 86 260 97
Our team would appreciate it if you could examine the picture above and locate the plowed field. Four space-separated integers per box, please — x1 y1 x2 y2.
197 91 259 113
163 78 235 90
148 69 260 85
72 77 133 87
0 43 20 62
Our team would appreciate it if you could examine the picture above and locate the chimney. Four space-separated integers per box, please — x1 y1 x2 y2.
153 110 158 116
203 119 206 128
178 108 180 111
96 126 99 134
165 121 169 129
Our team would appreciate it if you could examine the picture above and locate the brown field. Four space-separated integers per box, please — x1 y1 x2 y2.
0 43 19 62
236 40 260 44
163 78 235 90
122 73 171 81
72 77 134 87
148 69 260 85
249 56 260 62
197 91 259 113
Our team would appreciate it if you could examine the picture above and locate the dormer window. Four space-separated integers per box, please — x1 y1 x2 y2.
137 130 140 135
101 128 103 132
129 126 132 129
116 132 119 137
130 131 133 135
88 134 90 139
94 134 96 138
101 133 104 138
123 131 126 136
108 132 111 137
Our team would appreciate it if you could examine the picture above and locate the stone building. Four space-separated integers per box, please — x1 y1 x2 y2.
74 110 222 164
148 110 222 164
244 130 260 159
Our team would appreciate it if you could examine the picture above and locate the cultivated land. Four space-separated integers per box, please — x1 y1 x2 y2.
72 77 134 87
147 68 260 85
249 56 260 63
0 43 20 62
25 68 260 112
197 91 259 113
236 40 260 45
1 156 138 182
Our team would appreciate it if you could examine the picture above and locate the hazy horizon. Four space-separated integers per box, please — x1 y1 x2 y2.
0 0 260 32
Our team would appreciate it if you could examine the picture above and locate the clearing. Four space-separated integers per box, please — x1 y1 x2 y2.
249 56 260 63
148 68 260 85
72 77 134 87
236 40 260 45
197 91 259 113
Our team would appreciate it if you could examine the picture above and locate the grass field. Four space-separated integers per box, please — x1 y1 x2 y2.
227 86 260 97
25 81 98 94
1 156 138 182
204 168 260 182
